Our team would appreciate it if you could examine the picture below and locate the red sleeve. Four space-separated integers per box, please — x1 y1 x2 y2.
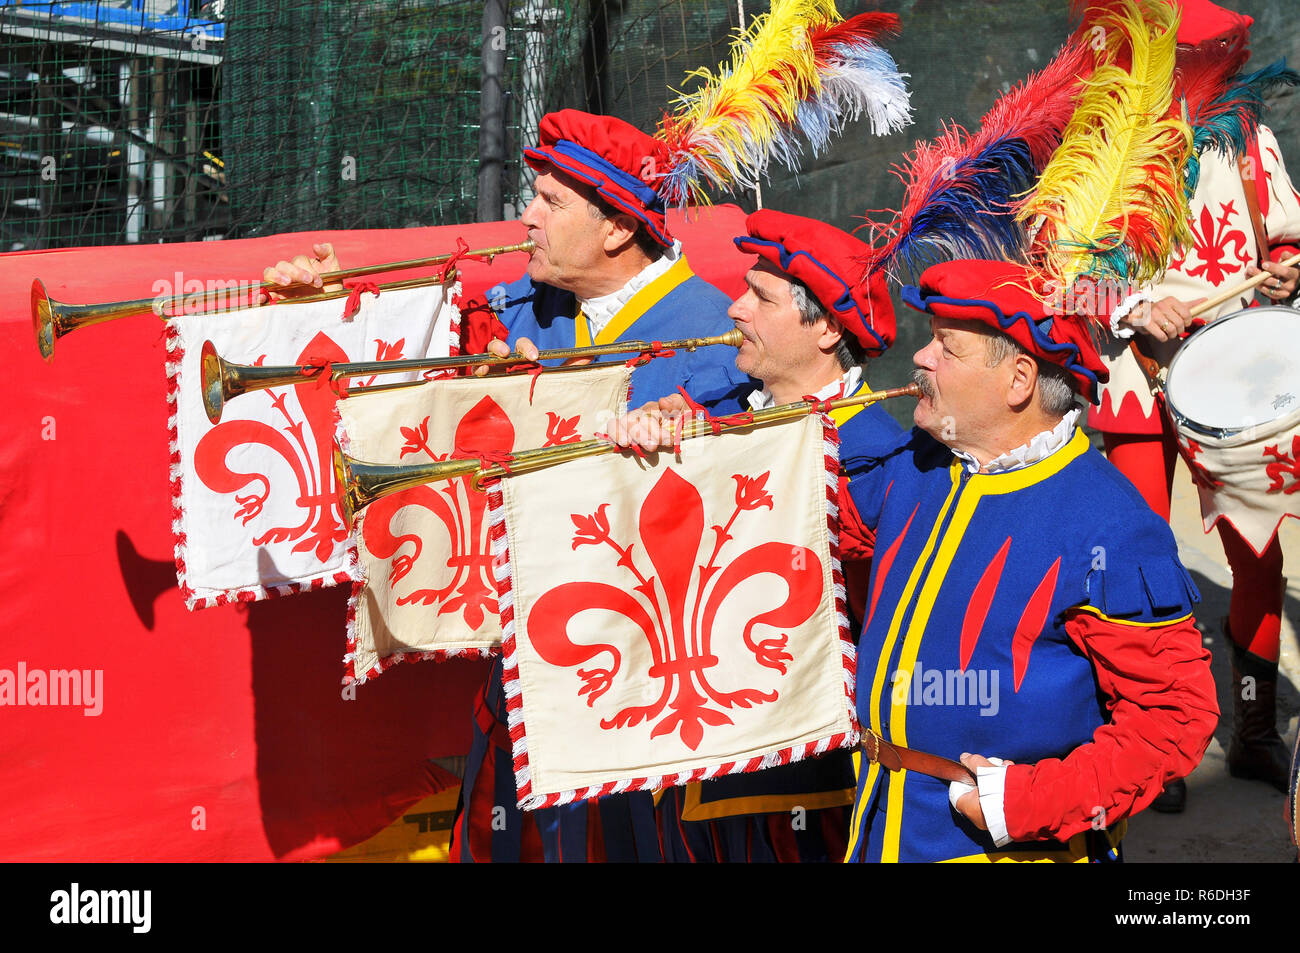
837 475 876 630
1270 243 1300 265
837 473 876 562
460 298 509 355
1001 610 1219 844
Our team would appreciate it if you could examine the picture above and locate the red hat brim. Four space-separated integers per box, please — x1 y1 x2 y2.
734 209 895 357
524 110 673 247
903 259 1109 403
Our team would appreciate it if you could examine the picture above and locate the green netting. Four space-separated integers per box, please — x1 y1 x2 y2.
0 0 742 249
4 0 1296 259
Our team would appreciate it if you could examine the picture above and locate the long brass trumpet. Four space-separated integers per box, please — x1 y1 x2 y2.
32 239 535 362
334 382 922 524
201 329 743 424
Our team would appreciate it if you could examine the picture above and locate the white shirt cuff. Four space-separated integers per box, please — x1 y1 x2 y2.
976 762 1012 847
948 777 975 811
1107 291 1151 339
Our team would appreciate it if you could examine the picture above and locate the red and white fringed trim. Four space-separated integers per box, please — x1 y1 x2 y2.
819 412 860 740
446 281 462 359
486 483 535 803
340 578 493 686
489 415 860 812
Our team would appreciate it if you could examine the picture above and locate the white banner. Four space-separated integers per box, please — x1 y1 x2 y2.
490 414 858 810
167 283 459 608
339 364 632 683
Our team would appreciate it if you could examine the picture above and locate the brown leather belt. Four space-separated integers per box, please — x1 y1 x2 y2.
861 730 976 786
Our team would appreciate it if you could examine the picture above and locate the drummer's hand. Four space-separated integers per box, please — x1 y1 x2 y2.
1247 259 1299 302
1129 296 1198 343
262 243 341 302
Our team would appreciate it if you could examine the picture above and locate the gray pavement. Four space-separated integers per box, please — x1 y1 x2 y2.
1123 457 1299 862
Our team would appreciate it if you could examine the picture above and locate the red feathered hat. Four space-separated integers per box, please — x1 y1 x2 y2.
524 110 675 247
902 259 1109 403
733 209 896 357
1175 0 1252 46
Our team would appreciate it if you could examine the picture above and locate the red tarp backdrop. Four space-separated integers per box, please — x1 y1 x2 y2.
0 205 751 861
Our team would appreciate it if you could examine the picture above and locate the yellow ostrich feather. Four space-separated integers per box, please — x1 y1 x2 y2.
1017 0 1193 293
658 0 842 206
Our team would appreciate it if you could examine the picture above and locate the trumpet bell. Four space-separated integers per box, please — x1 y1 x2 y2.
200 340 230 424
333 443 359 527
31 279 162 363
32 280 56 363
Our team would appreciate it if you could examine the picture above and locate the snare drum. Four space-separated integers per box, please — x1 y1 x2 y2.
1164 306 1300 440
1162 306 1300 553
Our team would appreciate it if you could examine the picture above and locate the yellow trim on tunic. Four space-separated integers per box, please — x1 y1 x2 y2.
939 821 1127 863
1071 605 1194 628
849 428 1095 862
828 375 870 430
574 256 696 348
844 468 962 861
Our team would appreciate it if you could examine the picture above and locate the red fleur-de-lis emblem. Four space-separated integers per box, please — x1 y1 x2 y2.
362 396 514 630
544 411 581 447
399 417 436 460
193 329 370 562
351 337 406 390
527 468 824 751
1263 436 1300 494
1179 202 1251 287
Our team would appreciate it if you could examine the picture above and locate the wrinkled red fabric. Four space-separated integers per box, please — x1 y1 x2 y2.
1002 611 1218 843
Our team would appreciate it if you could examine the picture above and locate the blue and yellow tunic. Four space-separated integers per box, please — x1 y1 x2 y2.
493 257 753 409
844 427 1198 863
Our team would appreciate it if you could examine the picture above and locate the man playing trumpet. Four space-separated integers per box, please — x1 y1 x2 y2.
608 209 904 860
611 247 1222 862
268 109 757 863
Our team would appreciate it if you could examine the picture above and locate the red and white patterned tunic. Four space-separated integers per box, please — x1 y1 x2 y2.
1090 125 1300 434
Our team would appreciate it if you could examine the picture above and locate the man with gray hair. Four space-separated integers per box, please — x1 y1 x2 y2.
612 208 905 860
614 252 1220 862
839 258 1218 862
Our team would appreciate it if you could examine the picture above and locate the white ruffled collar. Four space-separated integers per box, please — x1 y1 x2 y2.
952 407 1081 474
579 240 683 337
746 366 863 411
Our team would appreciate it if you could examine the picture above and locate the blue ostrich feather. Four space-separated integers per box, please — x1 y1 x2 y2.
1185 59 1300 195
883 136 1039 281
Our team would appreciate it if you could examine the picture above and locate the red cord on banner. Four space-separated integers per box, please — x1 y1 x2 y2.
801 383 845 415
440 237 494 284
342 280 381 320
675 386 754 436
625 340 678 367
496 360 545 403
459 447 515 474
300 357 350 399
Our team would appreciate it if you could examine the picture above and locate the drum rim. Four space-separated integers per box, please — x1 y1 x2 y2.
1164 305 1300 438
